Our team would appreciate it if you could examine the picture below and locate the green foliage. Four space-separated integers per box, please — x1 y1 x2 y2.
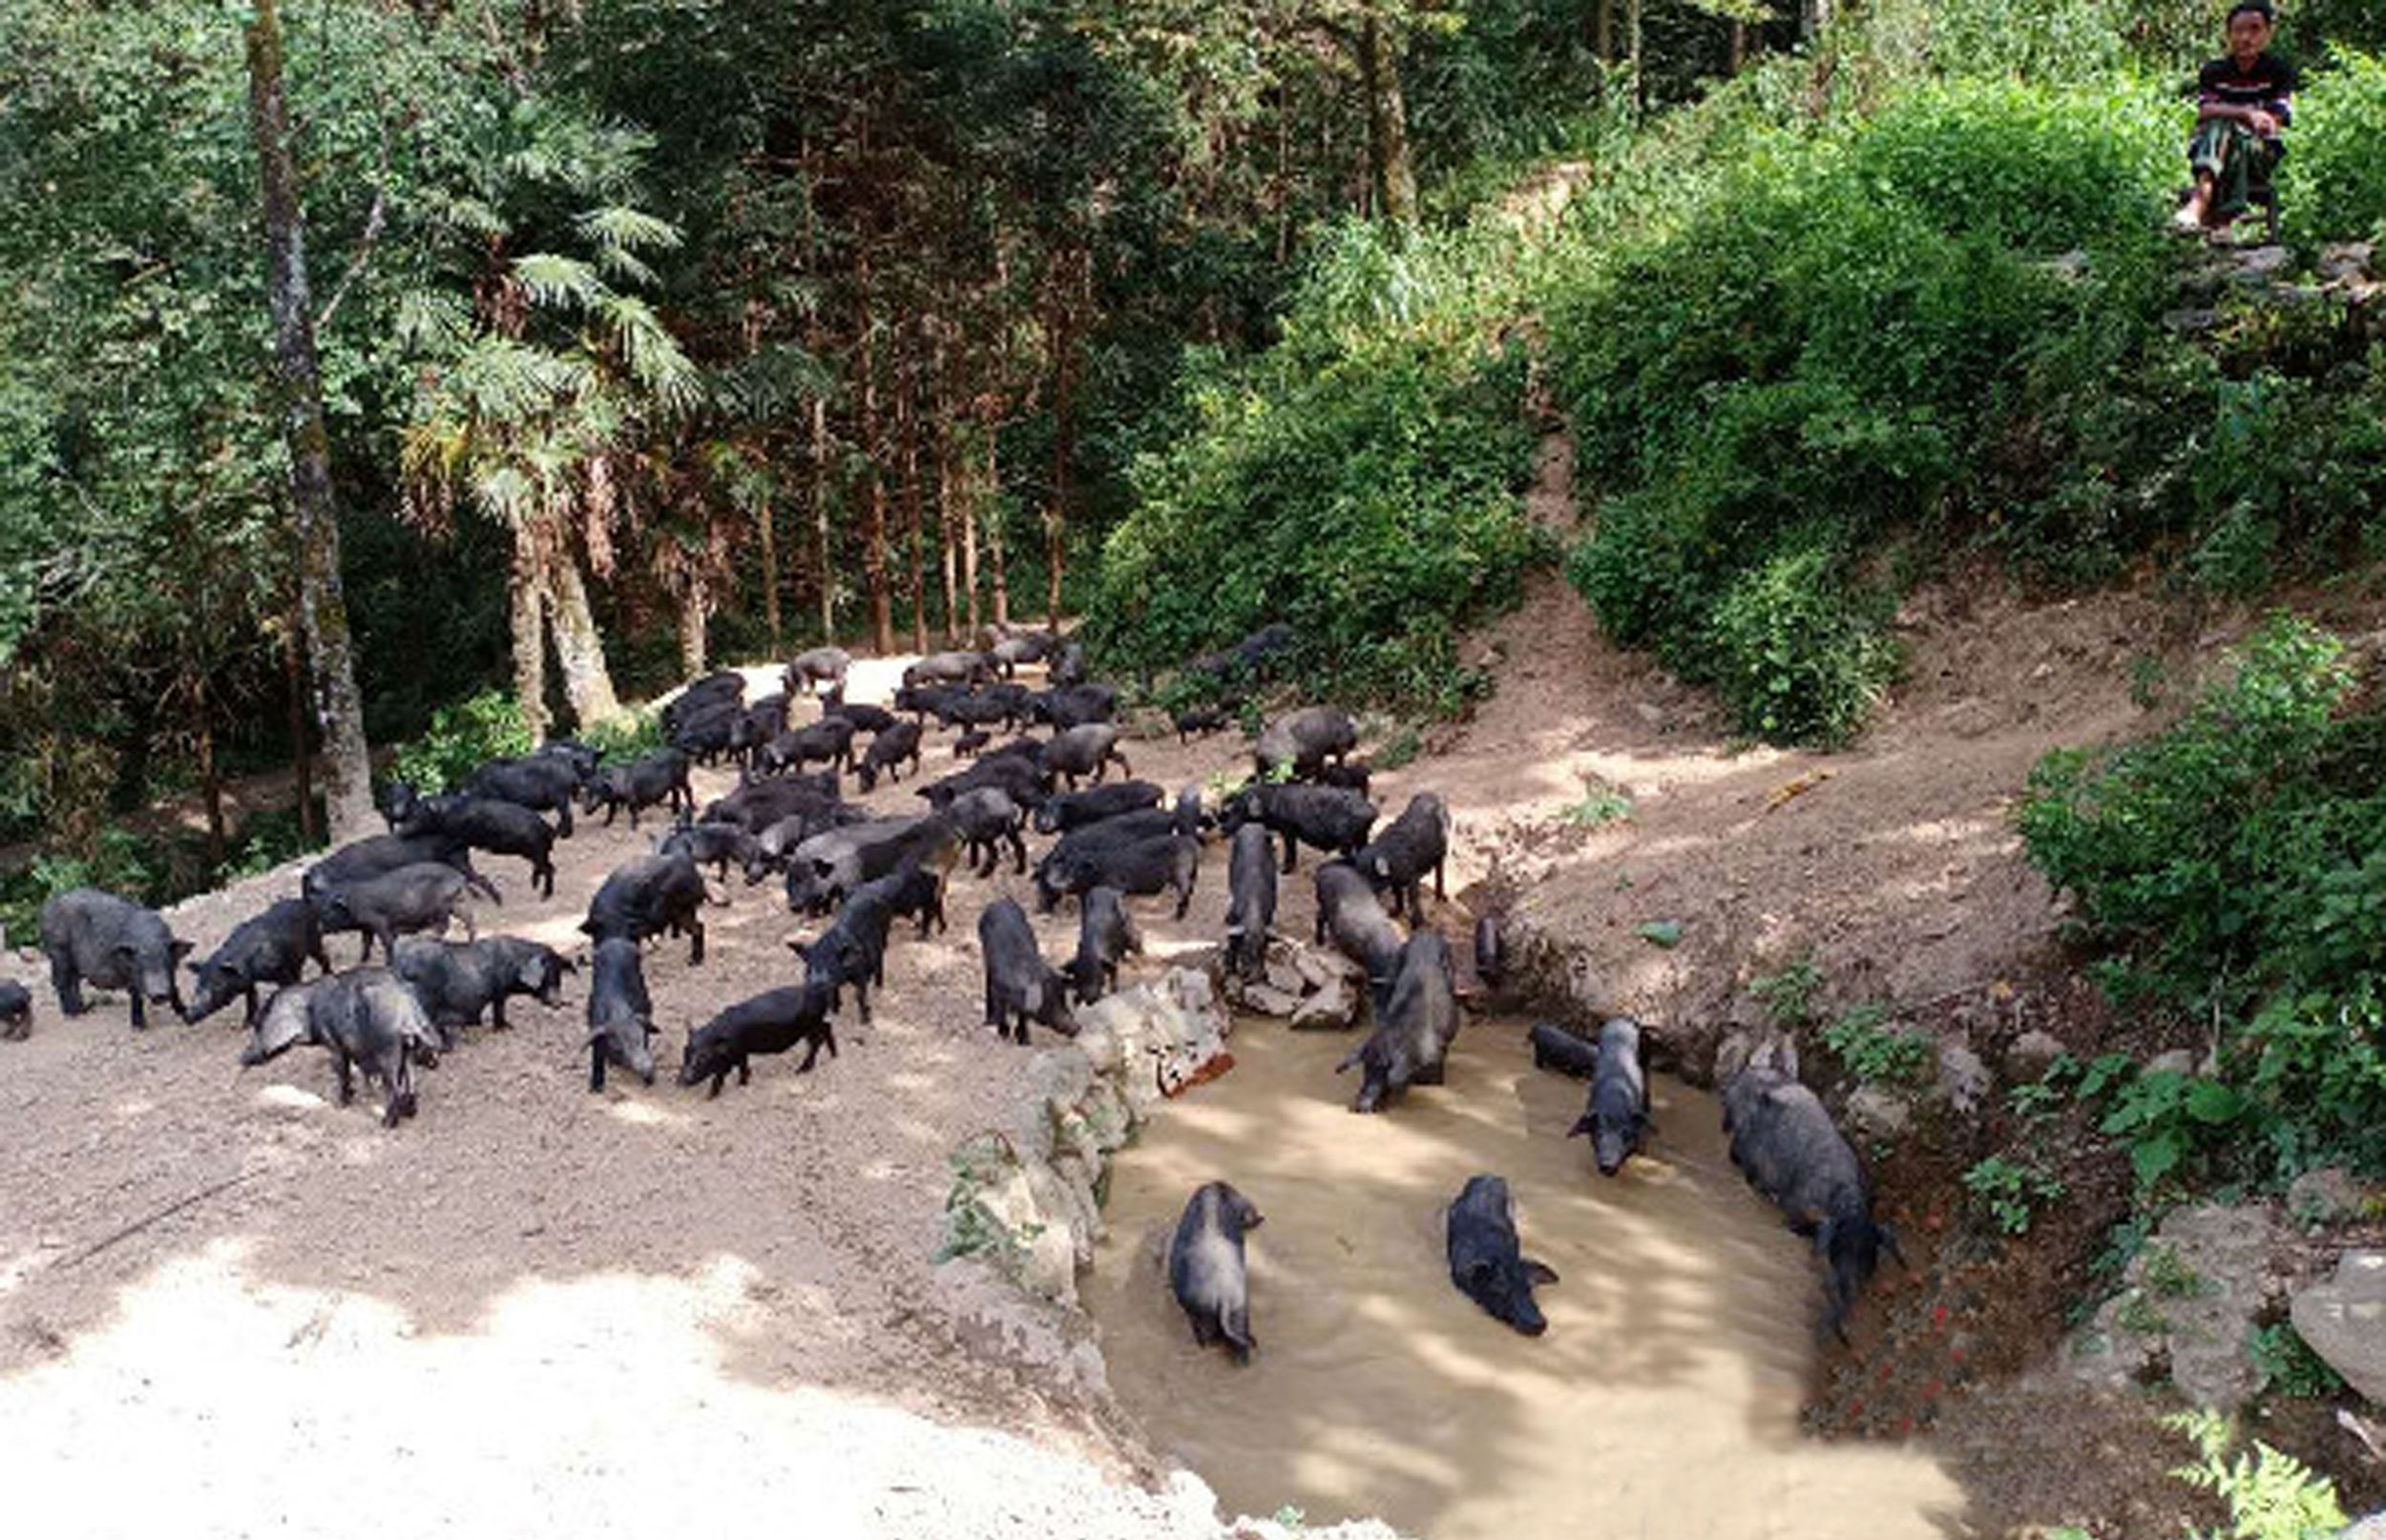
388 692 535 796
1750 955 1824 1030
1823 1003 1933 1086
2246 1321 2346 1401
1560 786 1633 827
1086 219 1547 716
2283 50 2386 249
2021 615 2386 1176
581 708 666 767
1553 78 2174 743
2164 1410 2347 1540
1962 1155 2068 1236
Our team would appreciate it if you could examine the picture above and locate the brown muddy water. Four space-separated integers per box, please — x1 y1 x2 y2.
1083 1015 1966 1539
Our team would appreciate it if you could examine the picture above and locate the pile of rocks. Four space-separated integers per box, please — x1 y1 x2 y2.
935 968 1231 1305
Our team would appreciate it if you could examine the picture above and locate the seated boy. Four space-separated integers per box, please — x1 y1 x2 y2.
2176 1 2298 234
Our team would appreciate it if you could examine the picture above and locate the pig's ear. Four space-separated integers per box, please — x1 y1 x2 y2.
1525 1259 1560 1286
580 1028 606 1050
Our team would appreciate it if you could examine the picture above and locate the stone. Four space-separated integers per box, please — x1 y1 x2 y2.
2319 241 2376 283
1936 1040 1991 1117
1289 974 1357 1031
2292 1251 2386 1405
2145 1049 2196 1077
2228 243 2292 281
941 968 1231 1306
1228 982 1302 1018
2068 1202 2286 1411
2162 307 2222 335
2287 1167 2367 1228
1846 1084 1913 1141
2003 1030 2068 1078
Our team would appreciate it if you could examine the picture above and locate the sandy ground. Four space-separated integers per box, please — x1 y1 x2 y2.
0 658 1307 1540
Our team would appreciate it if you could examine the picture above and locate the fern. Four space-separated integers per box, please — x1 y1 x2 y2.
2164 1410 2348 1540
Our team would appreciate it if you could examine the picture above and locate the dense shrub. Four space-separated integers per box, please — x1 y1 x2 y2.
1551 79 2172 742
1085 221 1546 716
2020 615 2386 1175
2282 48 2386 250
387 690 534 794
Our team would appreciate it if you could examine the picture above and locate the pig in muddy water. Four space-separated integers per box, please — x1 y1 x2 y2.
1722 1050 1904 1342
1568 1018 1651 1177
1335 931 1459 1113
1446 1174 1559 1336
1169 1180 1265 1363
38 888 192 1030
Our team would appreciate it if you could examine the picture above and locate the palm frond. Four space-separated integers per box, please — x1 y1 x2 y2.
512 252 603 309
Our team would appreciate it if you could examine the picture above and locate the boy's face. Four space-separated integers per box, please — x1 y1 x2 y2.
2228 11 2271 63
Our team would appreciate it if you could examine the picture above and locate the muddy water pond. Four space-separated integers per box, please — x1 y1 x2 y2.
1084 1015 1964 1538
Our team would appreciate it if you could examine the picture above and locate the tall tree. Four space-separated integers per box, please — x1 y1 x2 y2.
245 0 375 839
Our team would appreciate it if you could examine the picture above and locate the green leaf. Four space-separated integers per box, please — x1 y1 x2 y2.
1636 920 1684 948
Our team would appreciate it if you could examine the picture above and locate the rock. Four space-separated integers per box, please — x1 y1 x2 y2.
2319 241 2376 283
2003 1030 2067 1078
944 968 1231 1304
2068 1202 2286 1410
2162 307 2222 335
1289 974 1357 1031
2288 1167 2367 1228
1936 1040 1991 1117
2145 1049 2196 1077
2046 249 2091 282
1846 1084 1913 1141
1226 981 1301 1018
2292 1251 2386 1405
2228 243 2291 281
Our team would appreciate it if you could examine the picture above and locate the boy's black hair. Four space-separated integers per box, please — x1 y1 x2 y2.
2227 0 2275 22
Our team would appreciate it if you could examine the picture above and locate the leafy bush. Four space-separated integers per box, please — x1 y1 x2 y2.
388 690 535 795
2021 614 2386 1176
1750 954 1824 1030
2164 1410 2346 1540
1552 79 2175 743
2246 1321 2346 1400
1963 1155 2068 1236
1085 220 1547 718
582 707 665 767
2283 48 2386 249
1824 1003 1933 1085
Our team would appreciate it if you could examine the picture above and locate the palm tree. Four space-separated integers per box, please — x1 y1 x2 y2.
396 109 697 735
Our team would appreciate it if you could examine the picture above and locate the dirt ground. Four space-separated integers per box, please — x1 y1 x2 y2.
0 661 1328 1539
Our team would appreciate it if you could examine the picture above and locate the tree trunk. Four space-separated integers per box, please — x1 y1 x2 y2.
933 355 960 645
246 0 375 842
1627 0 1645 113
195 676 225 868
283 615 316 843
810 393 832 644
509 540 551 738
985 427 1009 628
747 303 781 653
857 292 891 655
899 343 928 655
1801 0 1829 44
1595 0 1614 62
678 573 707 678
961 422 983 640
1357 10 1419 226
1729 19 1748 74
1044 269 1078 634
544 552 621 727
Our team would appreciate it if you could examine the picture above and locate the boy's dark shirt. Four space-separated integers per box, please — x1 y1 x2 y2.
2197 51 2298 133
